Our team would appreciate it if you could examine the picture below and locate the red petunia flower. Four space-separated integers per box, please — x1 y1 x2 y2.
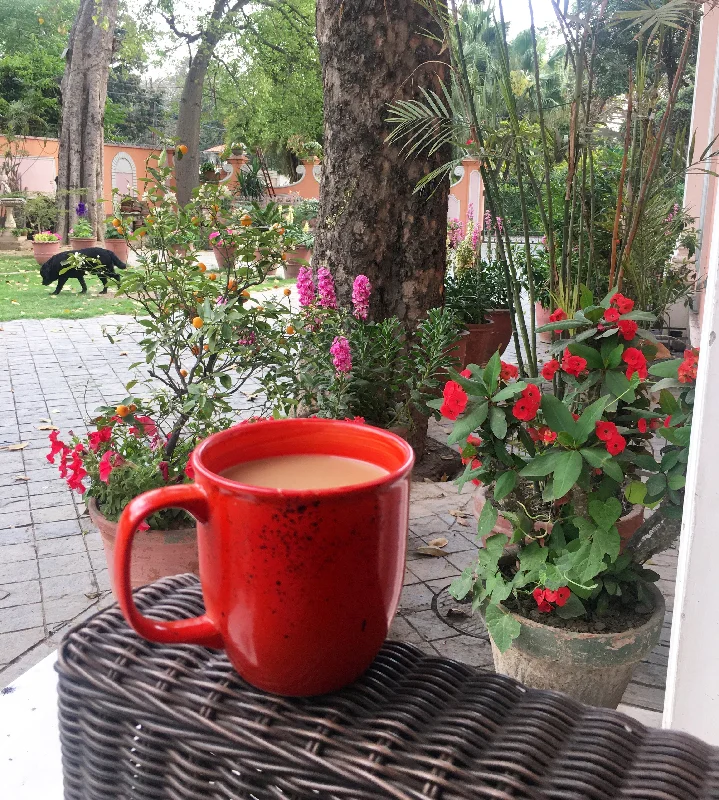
47 430 70 464
98 450 124 484
87 427 112 453
606 433 626 456
595 420 618 442
549 308 567 334
678 348 699 383
541 359 561 381
440 381 469 421
617 319 638 341
562 348 588 377
500 361 519 381
637 418 648 433
134 415 158 438
460 369 472 378
158 461 170 481
467 435 482 446
604 307 620 323
611 293 635 314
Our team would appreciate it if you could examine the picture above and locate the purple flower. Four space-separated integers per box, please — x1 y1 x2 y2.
448 219 463 248
484 210 492 230
466 203 474 223
297 266 316 307
76 202 87 217
496 216 504 234
471 224 479 251
317 267 338 309
330 336 352 374
351 275 372 320
216 297 227 306
238 332 256 346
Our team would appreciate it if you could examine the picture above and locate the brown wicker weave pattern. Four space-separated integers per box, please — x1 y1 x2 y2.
56 574 719 799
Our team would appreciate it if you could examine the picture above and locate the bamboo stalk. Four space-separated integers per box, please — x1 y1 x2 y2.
608 69 633 290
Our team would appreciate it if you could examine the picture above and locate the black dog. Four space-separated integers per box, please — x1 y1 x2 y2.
40 247 127 295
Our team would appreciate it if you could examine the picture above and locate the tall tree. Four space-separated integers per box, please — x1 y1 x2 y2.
160 0 312 205
314 0 450 325
56 0 119 242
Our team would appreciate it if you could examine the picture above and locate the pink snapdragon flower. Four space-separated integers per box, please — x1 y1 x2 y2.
330 336 352 374
351 275 372 320
317 267 338 309
297 266 316 306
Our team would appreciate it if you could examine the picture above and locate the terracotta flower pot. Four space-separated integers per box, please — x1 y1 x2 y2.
213 242 237 270
88 497 198 595
284 245 312 279
488 584 665 708
472 483 644 552
486 309 512 355
535 302 553 343
70 237 97 250
462 320 499 368
32 240 61 265
103 238 128 262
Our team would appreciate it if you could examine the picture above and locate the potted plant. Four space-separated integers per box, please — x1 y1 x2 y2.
48 152 291 592
104 217 129 261
282 200 318 278
230 141 246 156
200 160 220 183
431 290 693 708
286 135 323 163
11 227 30 242
260 266 460 457
32 231 61 264
69 203 97 248
444 268 498 367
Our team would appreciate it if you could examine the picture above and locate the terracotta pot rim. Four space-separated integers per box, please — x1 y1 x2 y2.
494 584 665 666
465 320 496 331
88 497 196 543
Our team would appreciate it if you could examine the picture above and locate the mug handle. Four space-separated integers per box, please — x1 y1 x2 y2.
113 483 223 648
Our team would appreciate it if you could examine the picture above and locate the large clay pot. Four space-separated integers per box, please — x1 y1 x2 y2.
447 331 469 371
32 240 61 265
472 483 644 551
70 237 97 250
487 309 512 355
88 498 198 595
213 242 237 270
488 584 665 708
535 302 553 343
104 239 129 262
463 321 499 368
284 245 312 279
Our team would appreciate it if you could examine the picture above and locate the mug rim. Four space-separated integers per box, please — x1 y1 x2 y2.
191 418 415 497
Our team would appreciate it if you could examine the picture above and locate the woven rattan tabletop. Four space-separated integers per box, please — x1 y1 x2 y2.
56 574 719 799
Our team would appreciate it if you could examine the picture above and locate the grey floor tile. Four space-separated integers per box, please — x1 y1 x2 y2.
0 602 43 634
39 551 91 579
0 579 41 609
0 558 39 585
0 627 45 666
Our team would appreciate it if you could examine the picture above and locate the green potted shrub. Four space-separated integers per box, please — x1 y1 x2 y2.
282 200 318 278
200 159 220 183
444 267 498 367
32 231 61 264
431 289 693 708
48 152 290 592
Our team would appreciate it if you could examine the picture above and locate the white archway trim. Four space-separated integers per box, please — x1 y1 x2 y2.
111 151 137 196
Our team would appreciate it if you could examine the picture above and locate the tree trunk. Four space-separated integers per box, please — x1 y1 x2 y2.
57 0 118 243
174 0 232 207
314 0 450 326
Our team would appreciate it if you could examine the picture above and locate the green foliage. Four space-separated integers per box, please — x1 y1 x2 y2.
25 195 59 234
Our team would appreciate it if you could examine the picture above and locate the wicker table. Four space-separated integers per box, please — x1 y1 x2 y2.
57 574 719 799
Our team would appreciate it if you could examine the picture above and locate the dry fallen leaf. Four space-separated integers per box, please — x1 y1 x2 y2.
447 607 471 618
455 518 470 527
428 537 448 548
415 545 448 557
39 418 51 424
38 425 59 431
440 473 449 482
119 351 128 356
449 509 470 518
4 443 28 451
13 474 30 481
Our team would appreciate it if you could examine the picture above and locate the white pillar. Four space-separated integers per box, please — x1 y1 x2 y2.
662 180 719 744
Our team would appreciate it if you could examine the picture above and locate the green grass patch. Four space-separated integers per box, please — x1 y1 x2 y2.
0 254 137 321
0 255 296 322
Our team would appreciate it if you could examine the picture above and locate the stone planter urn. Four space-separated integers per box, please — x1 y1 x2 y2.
32 240 61 265
488 585 665 708
88 498 198 595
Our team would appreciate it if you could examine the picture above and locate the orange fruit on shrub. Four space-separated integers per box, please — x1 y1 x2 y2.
228 279 237 291
240 214 252 227
192 317 204 329
241 290 250 298
198 263 207 272
178 144 188 155
116 405 130 417
283 288 291 296
208 273 217 281
191 345 200 355
128 404 137 412
180 369 188 377
286 325 295 335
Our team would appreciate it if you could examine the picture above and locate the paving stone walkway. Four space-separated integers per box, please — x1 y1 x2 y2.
0 315 677 724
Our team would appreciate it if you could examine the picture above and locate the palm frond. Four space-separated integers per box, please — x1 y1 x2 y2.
613 0 696 38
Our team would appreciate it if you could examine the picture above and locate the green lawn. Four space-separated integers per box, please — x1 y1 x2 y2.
0 254 296 322
0 253 137 321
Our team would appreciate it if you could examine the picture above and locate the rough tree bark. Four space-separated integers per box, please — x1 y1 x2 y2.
314 0 450 325
57 0 119 243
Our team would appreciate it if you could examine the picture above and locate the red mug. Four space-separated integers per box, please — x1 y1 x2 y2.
114 418 414 696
